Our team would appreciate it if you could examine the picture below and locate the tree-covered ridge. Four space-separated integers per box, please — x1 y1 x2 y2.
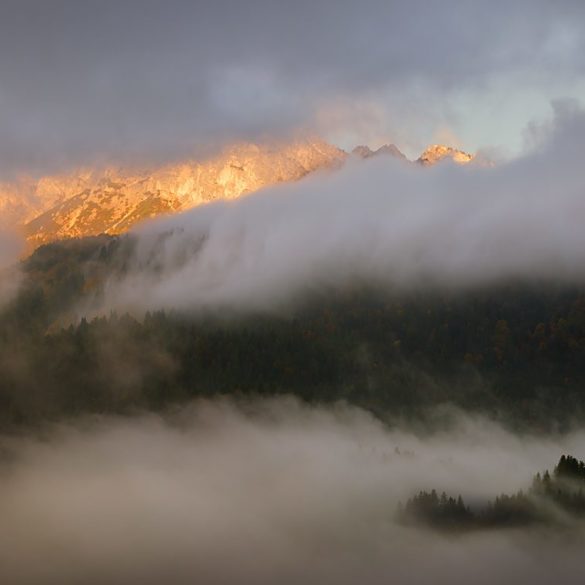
397 455 585 531
3 237 585 429
397 491 474 530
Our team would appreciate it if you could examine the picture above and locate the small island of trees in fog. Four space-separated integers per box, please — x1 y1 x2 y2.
397 455 585 531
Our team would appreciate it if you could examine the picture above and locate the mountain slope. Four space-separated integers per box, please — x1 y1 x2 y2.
0 173 94 230
0 139 477 252
20 140 346 250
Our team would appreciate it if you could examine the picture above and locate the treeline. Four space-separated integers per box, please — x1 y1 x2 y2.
2 237 585 428
397 455 585 531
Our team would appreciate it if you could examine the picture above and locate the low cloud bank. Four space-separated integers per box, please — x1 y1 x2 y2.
0 398 583 584
104 103 585 313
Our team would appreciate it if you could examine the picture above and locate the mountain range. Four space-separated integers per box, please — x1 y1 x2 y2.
0 139 474 252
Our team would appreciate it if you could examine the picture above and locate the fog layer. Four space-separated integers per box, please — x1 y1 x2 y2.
105 104 585 313
0 398 583 585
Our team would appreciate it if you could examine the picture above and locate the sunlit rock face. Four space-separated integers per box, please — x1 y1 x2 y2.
0 138 477 253
0 139 346 251
417 144 474 166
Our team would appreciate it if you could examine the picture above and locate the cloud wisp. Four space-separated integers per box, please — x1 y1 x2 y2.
102 103 585 313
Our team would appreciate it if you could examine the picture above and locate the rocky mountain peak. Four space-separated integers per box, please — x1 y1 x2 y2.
1 137 482 255
6 139 346 251
417 144 474 166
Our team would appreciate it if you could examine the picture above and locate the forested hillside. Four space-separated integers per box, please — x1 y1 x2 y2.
398 455 585 531
2 237 585 430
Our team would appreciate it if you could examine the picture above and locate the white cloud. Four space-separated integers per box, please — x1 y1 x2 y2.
103 104 585 313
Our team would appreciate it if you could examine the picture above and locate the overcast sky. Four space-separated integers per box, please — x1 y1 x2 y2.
1 0 585 176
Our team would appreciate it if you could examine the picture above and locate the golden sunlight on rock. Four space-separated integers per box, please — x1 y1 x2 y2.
417 144 474 166
0 139 480 254
2 140 345 252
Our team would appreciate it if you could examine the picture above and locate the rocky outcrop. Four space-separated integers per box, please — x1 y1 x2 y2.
9 139 346 250
417 144 474 166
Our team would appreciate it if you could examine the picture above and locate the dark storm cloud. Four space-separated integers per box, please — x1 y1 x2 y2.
1 0 584 176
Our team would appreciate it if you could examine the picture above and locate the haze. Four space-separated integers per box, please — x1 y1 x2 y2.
1 400 584 585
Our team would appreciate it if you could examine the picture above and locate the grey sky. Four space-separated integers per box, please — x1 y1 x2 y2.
1 0 585 176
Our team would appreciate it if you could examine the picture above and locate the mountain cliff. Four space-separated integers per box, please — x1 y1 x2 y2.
16 140 346 250
417 144 474 166
0 139 475 252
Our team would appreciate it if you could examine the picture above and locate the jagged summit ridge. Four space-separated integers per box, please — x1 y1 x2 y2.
417 144 474 166
15 139 345 250
0 138 478 252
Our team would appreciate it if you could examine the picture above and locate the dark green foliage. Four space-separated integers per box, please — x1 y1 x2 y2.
4 238 585 429
398 490 473 530
555 454 585 481
480 491 542 527
398 455 585 531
